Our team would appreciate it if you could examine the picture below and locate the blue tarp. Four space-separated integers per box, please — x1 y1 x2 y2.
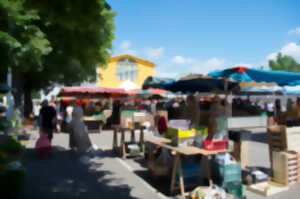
142 76 238 93
208 67 300 86
142 76 176 89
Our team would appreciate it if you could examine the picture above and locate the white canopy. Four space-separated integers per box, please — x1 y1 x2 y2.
117 80 140 91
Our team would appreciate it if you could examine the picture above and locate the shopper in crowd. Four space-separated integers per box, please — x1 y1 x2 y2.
68 105 92 154
286 98 294 112
33 101 41 129
65 100 75 124
39 100 57 142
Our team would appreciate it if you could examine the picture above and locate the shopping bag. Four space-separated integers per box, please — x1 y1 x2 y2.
35 132 52 156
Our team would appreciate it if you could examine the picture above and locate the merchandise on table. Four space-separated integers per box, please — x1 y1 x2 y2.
203 139 227 151
125 142 142 154
190 185 227 199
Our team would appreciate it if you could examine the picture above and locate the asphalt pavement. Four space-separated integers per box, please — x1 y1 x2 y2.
21 128 300 199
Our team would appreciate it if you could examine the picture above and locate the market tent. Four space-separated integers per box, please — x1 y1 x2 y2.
117 80 140 91
243 86 282 93
58 87 126 97
143 74 238 93
209 66 300 86
283 85 300 95
142 76 176 90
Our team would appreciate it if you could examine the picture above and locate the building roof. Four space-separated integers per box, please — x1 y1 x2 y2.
108 54 155 67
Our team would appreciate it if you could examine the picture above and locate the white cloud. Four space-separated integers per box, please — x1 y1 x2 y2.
145 47 164 60
266 42 300 62
157 56 228 78
120 40 131 50
171 56 196 65
288 27 300 35
119 40 138 55
190 58 226 74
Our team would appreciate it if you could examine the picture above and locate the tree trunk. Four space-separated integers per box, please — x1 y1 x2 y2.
24 89 33 118
12 72 23 108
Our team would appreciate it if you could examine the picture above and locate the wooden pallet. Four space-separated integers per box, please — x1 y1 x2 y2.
272 151 300 186
247 181 290 196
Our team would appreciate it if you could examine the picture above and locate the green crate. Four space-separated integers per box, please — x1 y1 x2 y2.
121 110 138 115
212 161 241 185
223 181 243 197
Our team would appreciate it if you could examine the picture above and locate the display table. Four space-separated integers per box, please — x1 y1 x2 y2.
83 115 106 133
145 137 229 199
112 125 146 159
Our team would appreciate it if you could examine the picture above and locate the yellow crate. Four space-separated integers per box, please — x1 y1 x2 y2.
165 127 208 138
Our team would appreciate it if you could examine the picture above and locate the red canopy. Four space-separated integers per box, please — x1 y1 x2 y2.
58 87 126 97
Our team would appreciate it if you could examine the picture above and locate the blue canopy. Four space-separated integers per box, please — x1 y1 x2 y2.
143 75 238 93
142 76 176 89
208 67 300 86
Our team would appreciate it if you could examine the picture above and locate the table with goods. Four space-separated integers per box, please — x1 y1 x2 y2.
111 110 153 159
145 119 247 199
83 113 107 133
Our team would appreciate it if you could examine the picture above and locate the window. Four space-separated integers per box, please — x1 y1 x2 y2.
116 58 138 81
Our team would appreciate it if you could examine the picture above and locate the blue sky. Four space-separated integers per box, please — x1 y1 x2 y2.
107 0 300 78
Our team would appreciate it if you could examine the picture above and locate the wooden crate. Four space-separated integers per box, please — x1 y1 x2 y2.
267 125 287 163
286 127 300 152
272 151 300 186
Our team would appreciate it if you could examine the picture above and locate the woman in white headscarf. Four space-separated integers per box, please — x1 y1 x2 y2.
68 105 92 154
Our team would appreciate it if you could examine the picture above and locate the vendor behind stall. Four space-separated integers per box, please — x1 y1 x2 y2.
207 96 227 140
183 95 200 128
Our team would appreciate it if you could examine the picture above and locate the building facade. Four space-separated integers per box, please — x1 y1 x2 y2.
98 54 155 88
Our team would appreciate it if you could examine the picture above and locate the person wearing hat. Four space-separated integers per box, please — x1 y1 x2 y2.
39 99 57 142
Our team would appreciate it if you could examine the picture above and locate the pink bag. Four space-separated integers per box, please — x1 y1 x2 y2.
35 132 52 156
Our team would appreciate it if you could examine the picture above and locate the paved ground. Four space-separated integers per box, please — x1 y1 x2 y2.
21 129 300 199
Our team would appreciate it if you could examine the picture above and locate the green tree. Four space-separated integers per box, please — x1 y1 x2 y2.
0 0 52 114
269 52 300 73
1 0 115 116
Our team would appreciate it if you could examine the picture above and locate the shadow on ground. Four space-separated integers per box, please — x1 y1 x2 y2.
21 146 139 199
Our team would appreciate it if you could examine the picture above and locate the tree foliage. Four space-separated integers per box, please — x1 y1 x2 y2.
0 0 116 115
269 53 300 73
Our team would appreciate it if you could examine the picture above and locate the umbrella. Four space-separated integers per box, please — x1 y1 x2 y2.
209 66 300 86
142 76 176 89
164 74 239 93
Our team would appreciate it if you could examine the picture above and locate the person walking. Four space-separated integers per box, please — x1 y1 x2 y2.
39 100 57 142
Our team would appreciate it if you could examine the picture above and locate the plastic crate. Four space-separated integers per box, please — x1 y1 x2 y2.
223 181 243 197
203 139 227 151
165 127 208 139
212 162 242 185
175 162 201 185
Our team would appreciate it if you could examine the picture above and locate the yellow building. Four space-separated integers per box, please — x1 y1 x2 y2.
98 54 155 88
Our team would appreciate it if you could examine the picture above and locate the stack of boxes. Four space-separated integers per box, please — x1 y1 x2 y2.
268 125 300 186
212 160 244 198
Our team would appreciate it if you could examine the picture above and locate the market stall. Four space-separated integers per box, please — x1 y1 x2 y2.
141 75 247 199
209 67 300 196
58 87 127 132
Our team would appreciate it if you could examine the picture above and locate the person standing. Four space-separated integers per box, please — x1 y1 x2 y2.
39 100 57 142
33 101 41 129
